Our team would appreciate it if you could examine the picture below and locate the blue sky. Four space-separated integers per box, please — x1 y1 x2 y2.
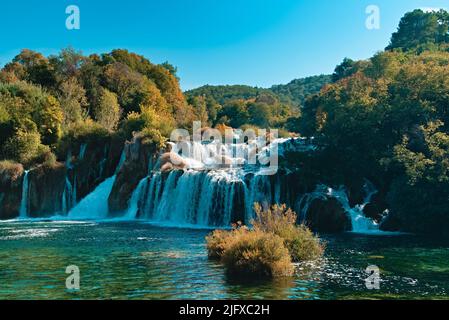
0 0 447 90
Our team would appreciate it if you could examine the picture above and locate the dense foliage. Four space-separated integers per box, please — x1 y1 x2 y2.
185 75 330 131
270 74 331 107
297 9 449 234
386 9 449 52
0 48 191 168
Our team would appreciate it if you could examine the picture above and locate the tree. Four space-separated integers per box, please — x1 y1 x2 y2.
188 95 209 125
3 129 41 165
332 58 358 82
35 95 63 146
95 88 121 131
218 100 249 128
49 47 86 79
247 102 271 127
3 49 56 88
386 9 449 51
160 61 179 80
58 77 88 127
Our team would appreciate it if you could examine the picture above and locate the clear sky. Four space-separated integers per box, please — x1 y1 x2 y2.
0 0 447 90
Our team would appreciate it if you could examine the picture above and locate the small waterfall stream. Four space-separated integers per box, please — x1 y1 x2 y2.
19 170 30 219
297 183 380 233
68 150 126 219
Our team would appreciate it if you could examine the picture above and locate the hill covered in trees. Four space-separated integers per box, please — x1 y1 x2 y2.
270 74 332 107
184 75 331 132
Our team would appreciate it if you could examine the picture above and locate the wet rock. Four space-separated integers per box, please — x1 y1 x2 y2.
71 137 123 201
28 163 66 217
364 192 388 222
109 135 159 214
159 152 188 172
0 162 24 219
305 198 351 233
379 212 402 232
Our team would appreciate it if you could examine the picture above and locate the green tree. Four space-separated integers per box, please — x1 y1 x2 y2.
58 77 88 127
95 88 121 131
3 49 56 88
247 102 271 127
386 9 449 51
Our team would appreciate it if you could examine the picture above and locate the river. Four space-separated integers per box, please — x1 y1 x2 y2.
0 220 448 299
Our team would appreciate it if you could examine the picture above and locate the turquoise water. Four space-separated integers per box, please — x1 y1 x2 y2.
0 220 448 300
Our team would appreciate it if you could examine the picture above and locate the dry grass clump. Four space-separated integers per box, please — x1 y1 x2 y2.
206 204 324 279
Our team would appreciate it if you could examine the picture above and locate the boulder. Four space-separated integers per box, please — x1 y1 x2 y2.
363 192 388 222
159 152 188 172
305 197 351 233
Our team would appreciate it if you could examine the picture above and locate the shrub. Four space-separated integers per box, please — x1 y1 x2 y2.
206 204 324 279
119 112 146 140
221 229 294 278
33 144 57 167
253 204 324 262
206 227 244 260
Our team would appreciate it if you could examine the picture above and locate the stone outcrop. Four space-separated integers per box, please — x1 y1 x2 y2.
108 135 160 215
28 163 66 217
69 136 124 201
305 198 351 233
0 162 24 219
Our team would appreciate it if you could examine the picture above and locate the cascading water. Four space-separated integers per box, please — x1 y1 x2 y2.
61 135 382 233
68 149 126 219
61 177 76 214
19 170 30 219
297 183 380 233
124 176 149 219
79 143 87 160
126 169 243 227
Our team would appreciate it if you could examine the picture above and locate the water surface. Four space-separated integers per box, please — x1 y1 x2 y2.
0 220 448 299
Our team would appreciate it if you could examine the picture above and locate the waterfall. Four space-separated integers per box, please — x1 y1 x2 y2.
244 174 273 222
298 183 380 233
125 177 149 219
68 149 126 219
61 177 76 215
68 175 117 219
48 135 382 233
127 170 244 227
19 170 30 219
348 181 379 232
79 143 87 160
